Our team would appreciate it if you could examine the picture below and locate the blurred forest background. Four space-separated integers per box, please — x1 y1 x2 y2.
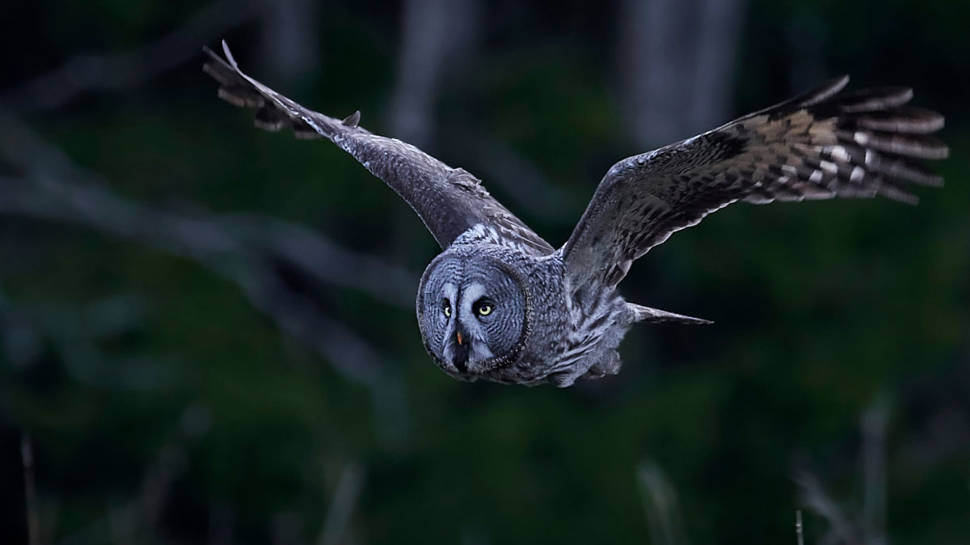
1 0 968 544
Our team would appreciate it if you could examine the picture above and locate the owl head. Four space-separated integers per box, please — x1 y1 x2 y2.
416 248 532 379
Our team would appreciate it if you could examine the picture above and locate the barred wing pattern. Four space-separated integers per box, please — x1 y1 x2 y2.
562 76 948 290
204 42 554 254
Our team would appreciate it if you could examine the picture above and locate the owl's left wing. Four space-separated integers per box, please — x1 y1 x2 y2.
562 76 948 290
204 42 554 254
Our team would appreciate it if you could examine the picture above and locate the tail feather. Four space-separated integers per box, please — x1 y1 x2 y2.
628 303 712 325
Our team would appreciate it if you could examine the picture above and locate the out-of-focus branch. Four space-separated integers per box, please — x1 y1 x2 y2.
221 214 417 308
636 461 688 545
690 0 746 132
2 0 261 112
620 0 692 146
260 0 318 83
0 114 415 309
0 177 400 386
796 396 894 545
0 176 395 386
796 472 856 545
0 115 414 433
618 0 746 147
388 0 480 149
317 462 366 545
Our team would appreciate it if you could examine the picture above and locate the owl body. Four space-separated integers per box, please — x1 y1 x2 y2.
416 224 635 387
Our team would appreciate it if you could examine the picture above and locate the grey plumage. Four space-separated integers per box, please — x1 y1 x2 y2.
203 43 552 255
204 42 948 387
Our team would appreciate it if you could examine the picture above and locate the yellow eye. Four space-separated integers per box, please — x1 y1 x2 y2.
443 301 451 317
477 303 493 316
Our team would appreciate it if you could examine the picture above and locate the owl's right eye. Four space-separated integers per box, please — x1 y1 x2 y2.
442 300 451 317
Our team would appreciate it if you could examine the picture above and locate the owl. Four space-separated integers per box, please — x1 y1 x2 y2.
204 42 947 387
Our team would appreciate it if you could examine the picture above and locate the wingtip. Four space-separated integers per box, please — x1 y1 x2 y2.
680 317 714 325
810 74 851 105
221 39 238 68
779 74 852 111
880 184 920 205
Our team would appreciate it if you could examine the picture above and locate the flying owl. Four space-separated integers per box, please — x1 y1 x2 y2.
204 42 947 387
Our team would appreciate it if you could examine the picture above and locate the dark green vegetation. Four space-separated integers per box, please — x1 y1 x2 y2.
1 1 968 544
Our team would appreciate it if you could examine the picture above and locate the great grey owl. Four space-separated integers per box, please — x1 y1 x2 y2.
204 42 947 387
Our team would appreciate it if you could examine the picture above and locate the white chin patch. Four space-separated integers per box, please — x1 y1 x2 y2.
466 341 495 373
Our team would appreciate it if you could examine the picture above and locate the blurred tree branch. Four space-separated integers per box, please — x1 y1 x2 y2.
0 114 416 307
0 113 412 442
796 396 891 545
619 0 746 147
388 0 480 150
317 462 366 545
796 510 805 545
794 356 970 545
796 472 858 545
260 0 318 83
636 461 688 545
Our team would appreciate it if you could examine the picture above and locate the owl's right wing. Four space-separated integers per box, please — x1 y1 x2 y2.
204 42 554 254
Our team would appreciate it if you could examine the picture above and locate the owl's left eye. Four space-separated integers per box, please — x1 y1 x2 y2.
442 300 451 317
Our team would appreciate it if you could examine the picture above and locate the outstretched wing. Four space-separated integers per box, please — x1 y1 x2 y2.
562 76 947 290
203 42 553 254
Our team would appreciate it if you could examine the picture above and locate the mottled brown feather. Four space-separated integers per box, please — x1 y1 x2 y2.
562 76 948 290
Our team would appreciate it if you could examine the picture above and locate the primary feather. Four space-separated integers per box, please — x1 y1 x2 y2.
562 76 948 291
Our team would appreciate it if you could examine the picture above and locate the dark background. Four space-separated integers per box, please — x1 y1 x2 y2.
1 1 968 544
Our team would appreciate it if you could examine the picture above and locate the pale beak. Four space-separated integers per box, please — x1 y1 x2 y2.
456 331 463 345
